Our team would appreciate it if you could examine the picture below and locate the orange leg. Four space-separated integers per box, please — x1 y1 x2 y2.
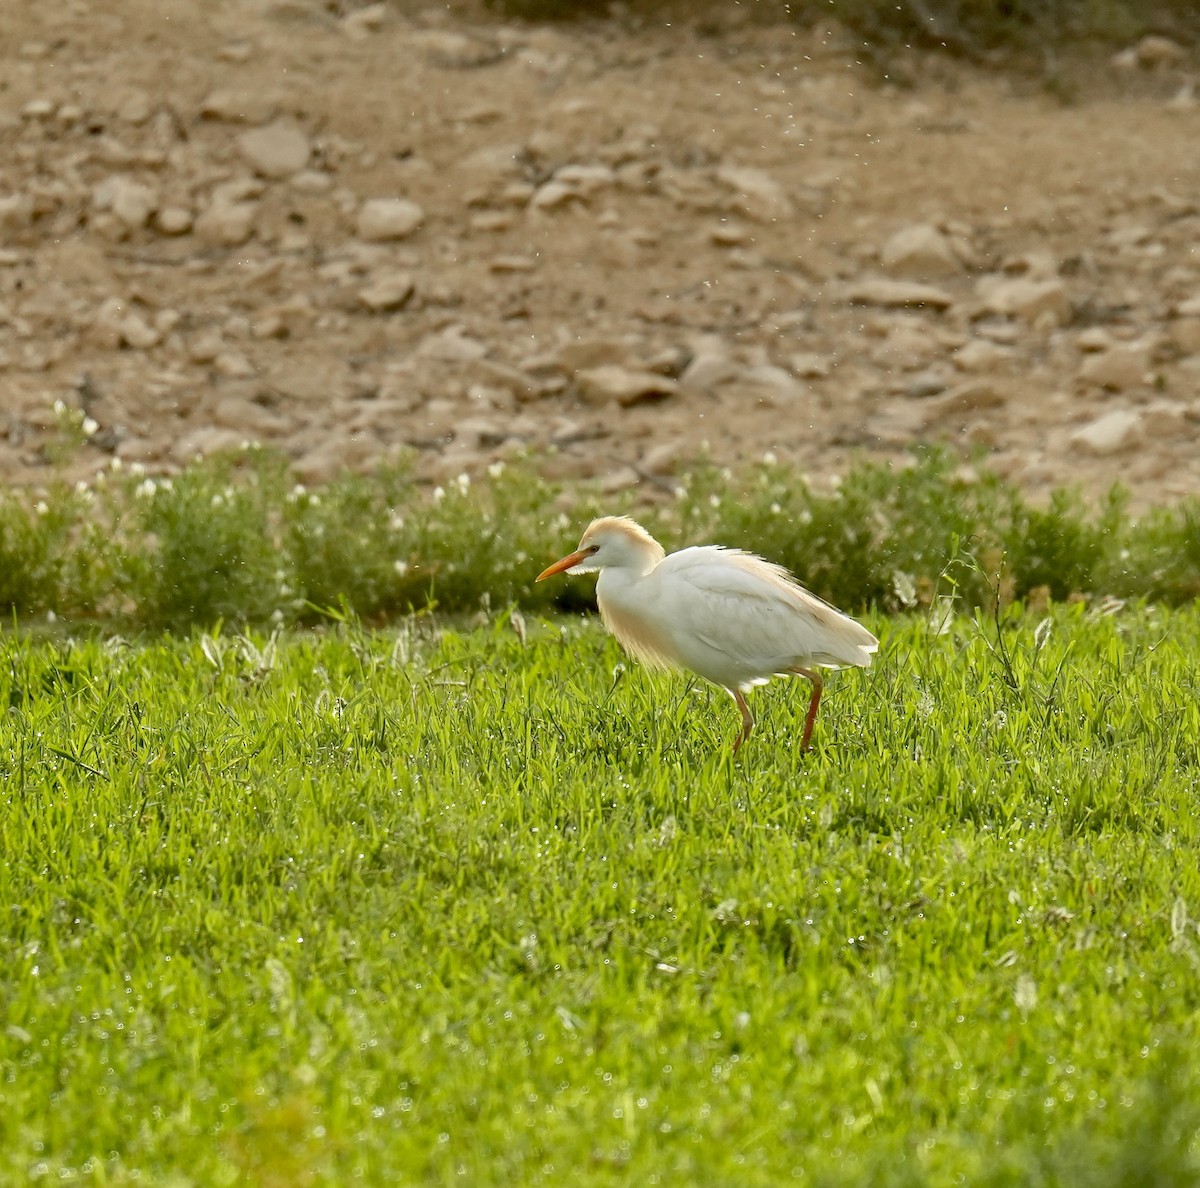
791 667 824 752
731 688 754 753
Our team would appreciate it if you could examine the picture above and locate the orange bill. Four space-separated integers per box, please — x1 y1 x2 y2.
536 549 590 582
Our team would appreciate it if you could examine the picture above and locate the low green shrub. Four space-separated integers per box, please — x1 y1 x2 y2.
0 446 1197 630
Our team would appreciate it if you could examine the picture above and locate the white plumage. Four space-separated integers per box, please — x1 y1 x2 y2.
537 515 878 753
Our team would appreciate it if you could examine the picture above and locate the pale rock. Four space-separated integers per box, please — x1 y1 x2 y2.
680 350 740 392
357 197 424 241
155 206 192 235
291 170 333 193
21 99 56 120
789 352 831 378
1078 341 1153 390
200 88 280 124
120 312 160 349
743 364 806 401
418 327 487 362
194 200 257 247
1076 327 1114 352
576 365 678 407
710 221 751 247
187 330 224 364
599 465 642 493
212 396 289 435
1136 35 1187 68
93 175 158 229
236 120 310 179
116 435 171 464
715 164 792 222
977 275 1070 325
1170 316 1200 355
88 297 129 349
556 338 634 373
489 254 537 273
1070 409 1141 455
214 351 256 378
1141 399 1189 439
921 380 1006 424
342 2 387 36
357 271 416 313
843 278 954 310
640 438 686 475
529 180 579 210
879 223 962 280
0 193 35 233
172 426 249 461
552 163 616 196
952 338 1012 372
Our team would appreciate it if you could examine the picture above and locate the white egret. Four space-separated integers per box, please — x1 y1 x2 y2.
537 515 878 753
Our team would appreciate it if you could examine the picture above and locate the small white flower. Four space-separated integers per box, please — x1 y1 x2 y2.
770 502 781 514
135 479 157 499
432 486 445 503
674 486 686 500
487 461 505 479
762 451 778 466
53 399 66 416
271 609 284 623
35 501 48 515
109 458 123 472
211 493 224 506
81 417 98 437
709 494 720 508
389 513 405 531
129 462 145 477
307 493 321 507
394 560 409 577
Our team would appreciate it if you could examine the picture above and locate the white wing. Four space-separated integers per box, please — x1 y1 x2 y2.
655 546 877 684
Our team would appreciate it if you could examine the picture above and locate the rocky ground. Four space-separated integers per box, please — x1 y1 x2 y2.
1 0 1199 507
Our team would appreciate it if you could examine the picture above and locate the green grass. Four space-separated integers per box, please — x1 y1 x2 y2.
2 603 1199 1183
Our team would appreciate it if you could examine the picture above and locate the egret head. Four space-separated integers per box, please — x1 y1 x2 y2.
537 516 665 581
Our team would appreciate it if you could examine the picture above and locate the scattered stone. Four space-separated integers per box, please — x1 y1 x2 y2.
489 254 537 273
357 197 424 241
952 339 1012 372
200 88 279 123
357 271 416 313
680 349 740 392
172 426 249 461
977 275 1071 325
1136 35 1187 69
418 327 488 362
194 199 257 247
155 206 192 235
1069 409 1141 455
1078 341 1153 390
236 120 310 179
576 365 678 407
715 164 792 222
0 192 36 233
843 278 955 310
92 175 158 229
789 352 831 378
1076 327 1113 352
879 223 962 280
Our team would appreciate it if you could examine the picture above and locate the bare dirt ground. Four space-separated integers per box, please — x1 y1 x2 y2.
1 0 1198 508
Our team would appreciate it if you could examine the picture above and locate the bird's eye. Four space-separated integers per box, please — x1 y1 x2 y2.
587 545 600 554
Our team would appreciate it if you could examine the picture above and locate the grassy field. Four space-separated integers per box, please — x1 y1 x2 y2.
2 602 1199 1184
